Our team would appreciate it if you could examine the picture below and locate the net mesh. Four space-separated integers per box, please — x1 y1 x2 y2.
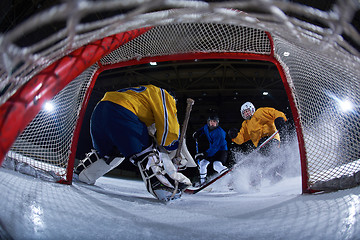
6 65 98 177
1 0 359 191
101 23 271 65
273 36 360 187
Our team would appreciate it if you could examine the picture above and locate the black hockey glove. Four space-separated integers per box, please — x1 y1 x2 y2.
274 117 288 142
274 117 286 132
228 128 238 139
195 152 207 161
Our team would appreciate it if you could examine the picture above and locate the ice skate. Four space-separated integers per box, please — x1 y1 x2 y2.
193 176 206 187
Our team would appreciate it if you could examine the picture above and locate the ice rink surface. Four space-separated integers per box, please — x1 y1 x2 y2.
1 164 360 240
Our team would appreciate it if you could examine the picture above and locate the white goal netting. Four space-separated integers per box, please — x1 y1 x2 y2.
0 0 359 192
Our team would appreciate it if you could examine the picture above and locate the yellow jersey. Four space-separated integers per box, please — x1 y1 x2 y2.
232 107 287 147
100 85 180 149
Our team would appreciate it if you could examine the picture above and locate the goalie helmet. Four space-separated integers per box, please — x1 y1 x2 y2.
240 102 255 120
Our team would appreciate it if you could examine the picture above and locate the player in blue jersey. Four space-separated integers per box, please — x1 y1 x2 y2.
74 85 196 201
192 115 228 185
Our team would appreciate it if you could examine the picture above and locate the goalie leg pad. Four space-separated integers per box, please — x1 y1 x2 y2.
147 155 175 188
137 157 181 201
130 145 176 188
159 152 192 187
129 143 156 166
137 151 190 201
76 150 124 184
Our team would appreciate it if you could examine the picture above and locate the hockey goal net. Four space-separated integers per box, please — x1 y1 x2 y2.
0 0 359 193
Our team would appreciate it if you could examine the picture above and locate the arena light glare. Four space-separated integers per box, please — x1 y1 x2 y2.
331 95 354 113
338 99 354 112
44 101 54 112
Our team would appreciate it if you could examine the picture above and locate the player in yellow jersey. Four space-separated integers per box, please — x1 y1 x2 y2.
75 85 196 201
227 102 289 185
228 102 288 153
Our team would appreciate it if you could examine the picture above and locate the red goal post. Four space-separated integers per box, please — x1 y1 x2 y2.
0 27 152 183
0 2 359 194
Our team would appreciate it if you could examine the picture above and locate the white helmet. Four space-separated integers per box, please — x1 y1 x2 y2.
240 102 255 120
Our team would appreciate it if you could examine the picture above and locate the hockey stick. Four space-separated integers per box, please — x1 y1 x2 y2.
169 98 194 199
138 98 195 201
184 167 232 194
195 139 200 167
256 129 279 150
195 139 199 154
233 129 280 167
175 98 195 158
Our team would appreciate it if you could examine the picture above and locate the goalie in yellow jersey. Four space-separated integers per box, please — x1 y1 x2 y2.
74 85 196 201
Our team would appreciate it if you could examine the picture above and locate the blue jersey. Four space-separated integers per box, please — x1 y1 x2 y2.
196 125 228 157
